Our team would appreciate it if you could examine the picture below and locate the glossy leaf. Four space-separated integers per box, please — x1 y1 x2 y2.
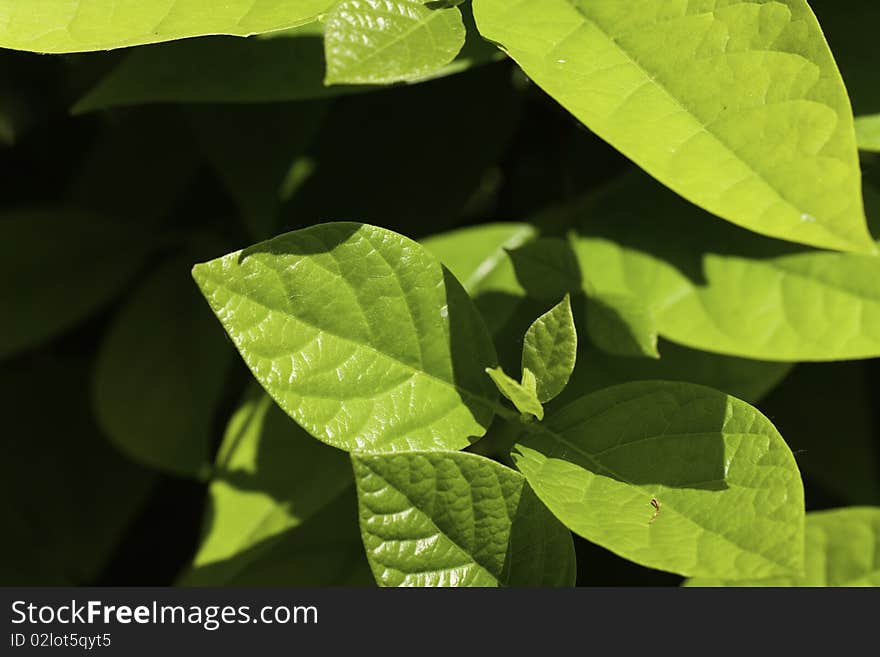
514 381 804 579
0 210 153 359
686 508 880 586
522 294 576 403
571 173 880 362
324 0 466 85
193 222 498 452
182 490 374 586
486 367 543 420
353 451 576 586
0 0 334 53
94 256 233 479
187 385 354 578
473 0 874 253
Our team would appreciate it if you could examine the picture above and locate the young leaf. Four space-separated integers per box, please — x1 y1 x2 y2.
181 490 374 586
514 381 805 579
192 222 498 453
94 256 233 479
186 385 354 578
324 0 466 85
352 451 576 586
571 173 880 362
485 367 543 420
0 0 335 53
522 294 577 403
473 0 875 253
0 210 154 359
584 292 659 359
686 508 880 586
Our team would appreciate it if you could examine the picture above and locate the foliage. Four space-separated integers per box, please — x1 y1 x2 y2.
1 0 878 587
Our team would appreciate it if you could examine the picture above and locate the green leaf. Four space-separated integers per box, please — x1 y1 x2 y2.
0 358 155 585
0 0 335 53
522 294 576 403
193 222 498 452
571 173 880 361
583 292 659 360
352 451 575 586
94 256 233 479
762 363 879 505
856 115 880 153
187 102 327 241
0 209 153 359
186 384 354 579
514 381 804 579
473 0 874 253
686 508 880 586
485 366 543 420
324 0 466 85
181 489 374 586
505 237 583 302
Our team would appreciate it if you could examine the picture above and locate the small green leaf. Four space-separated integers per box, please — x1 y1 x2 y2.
352 451 575 586
95 256 233 479
193 222 498 453
485 367 543 420
856 115 880 153
571 173 880 362
185 385 354 579
522 294 577 403
514 381 805 579
0 210 153 359
324 0 466 85
686 508 880 586
584 292 659 359
0 0 334 52
473 0 874 253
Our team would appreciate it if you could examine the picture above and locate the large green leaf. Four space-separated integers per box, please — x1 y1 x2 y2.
686 508 880 586
324 0 465 85
353 451 575 586
181 489 374 586
0 0 334 53
0 358 155 585
514 381 804 579
473 0 874 253
570 173 880 361
186 385 353 579
0 209 153 359
193 222 498 452
94 256 233 479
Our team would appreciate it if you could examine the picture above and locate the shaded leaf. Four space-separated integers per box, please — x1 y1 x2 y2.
94 256 233 478
353 450 575 586
584 293 659 359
